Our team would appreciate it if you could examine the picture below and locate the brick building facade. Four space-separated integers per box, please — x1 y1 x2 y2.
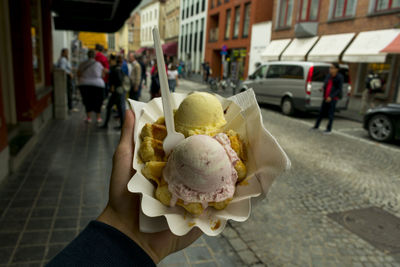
205 0 273 80
267 0 400 108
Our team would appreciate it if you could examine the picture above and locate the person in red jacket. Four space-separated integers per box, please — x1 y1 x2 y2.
311 63 344 134
95 44 110 95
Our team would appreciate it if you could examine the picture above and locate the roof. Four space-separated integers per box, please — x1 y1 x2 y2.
52 0 141 33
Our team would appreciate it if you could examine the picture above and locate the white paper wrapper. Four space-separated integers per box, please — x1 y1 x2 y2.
127 89 291 236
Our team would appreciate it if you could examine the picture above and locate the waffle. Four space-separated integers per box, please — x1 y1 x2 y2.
138 120 247 215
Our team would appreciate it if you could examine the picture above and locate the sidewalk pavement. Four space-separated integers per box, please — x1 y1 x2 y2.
0 102 245 267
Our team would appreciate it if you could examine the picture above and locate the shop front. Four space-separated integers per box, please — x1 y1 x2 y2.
223 48 247 81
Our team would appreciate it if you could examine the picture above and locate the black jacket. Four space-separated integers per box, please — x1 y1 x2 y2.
323 73 344 99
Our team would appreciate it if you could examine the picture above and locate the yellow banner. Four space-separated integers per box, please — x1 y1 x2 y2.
78 32 108 50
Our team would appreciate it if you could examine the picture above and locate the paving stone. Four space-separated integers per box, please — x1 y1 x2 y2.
30 207 55 218
12 245 45 262
237 250 259 265
53 218 78 229
0 247 13 264
229 238 248 251
20 231 49 246
49 230 77 244
191 262 218 267
184 246 213 263
45 244 67 260
26 219 52 231
0 233 20 248
159 250 188 265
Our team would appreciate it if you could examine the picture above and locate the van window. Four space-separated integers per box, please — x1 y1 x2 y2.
312 66 350 83
253 65 267 79
266 65 304 79
312 66 329 82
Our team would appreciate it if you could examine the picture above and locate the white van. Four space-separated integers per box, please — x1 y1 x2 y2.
240 61 351 115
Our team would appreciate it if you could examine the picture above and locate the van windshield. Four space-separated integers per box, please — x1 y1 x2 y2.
312 66 350 83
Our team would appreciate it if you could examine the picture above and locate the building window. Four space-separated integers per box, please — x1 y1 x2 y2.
196 0 200 13
332 0 356 18
211 0 214 9
374 0 400 12
202 0 206 11
108 34 115 50
194 21 198 51
191 1 194 15
242 3 250 37
199 19 204 51
30 0 44 90
225 9 231 39
277 0 294 28
233 6 240 38
182 0 185 18
299 0 320 21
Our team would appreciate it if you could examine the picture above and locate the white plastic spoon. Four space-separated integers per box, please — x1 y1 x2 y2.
152 27 185 155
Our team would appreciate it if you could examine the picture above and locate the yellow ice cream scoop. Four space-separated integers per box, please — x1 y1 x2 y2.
175 92 227 137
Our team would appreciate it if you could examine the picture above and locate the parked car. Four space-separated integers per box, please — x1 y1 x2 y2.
240 61 351 115
363 103 400 142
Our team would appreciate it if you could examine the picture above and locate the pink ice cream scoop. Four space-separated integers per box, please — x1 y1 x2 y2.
163 134 239 208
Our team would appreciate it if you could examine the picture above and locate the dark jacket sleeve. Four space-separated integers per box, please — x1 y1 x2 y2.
46 221 155 267
329 73 344 99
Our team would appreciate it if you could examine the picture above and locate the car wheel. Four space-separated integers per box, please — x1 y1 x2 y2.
281 97 294 116
368 114 393 142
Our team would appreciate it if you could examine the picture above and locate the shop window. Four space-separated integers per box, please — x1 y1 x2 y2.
299 0 320 21
225 9 231 39
357 62 392 95
30 0 44 91
242 3 251 37
233 6 240 38
373 0 400 12
277 0 294 28
331 0 357 19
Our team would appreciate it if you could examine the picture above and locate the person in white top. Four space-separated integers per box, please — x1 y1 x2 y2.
167 63 179 92
77 50 106 124
57 49 75 112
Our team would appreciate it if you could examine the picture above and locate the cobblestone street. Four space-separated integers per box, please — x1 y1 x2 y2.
0 80 399 266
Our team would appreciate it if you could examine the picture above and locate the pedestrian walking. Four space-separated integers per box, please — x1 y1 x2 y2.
167 64 179 92
360 71 383 115
77 49 106 124
128 52 142 100
311 63 344 134
57 48 76 112
95 44 110 97
150 62 161 99
101 55 126 130
138 56 147 88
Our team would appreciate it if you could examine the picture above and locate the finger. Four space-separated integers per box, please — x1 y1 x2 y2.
119 109 135 148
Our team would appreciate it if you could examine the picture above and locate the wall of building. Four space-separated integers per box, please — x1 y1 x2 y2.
205 0 273 79
52 30 75 65
271 0 400 40
178 0 208 73
141 1 162 47
248 22 272 75
132 13 141 51
165 0 180 42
